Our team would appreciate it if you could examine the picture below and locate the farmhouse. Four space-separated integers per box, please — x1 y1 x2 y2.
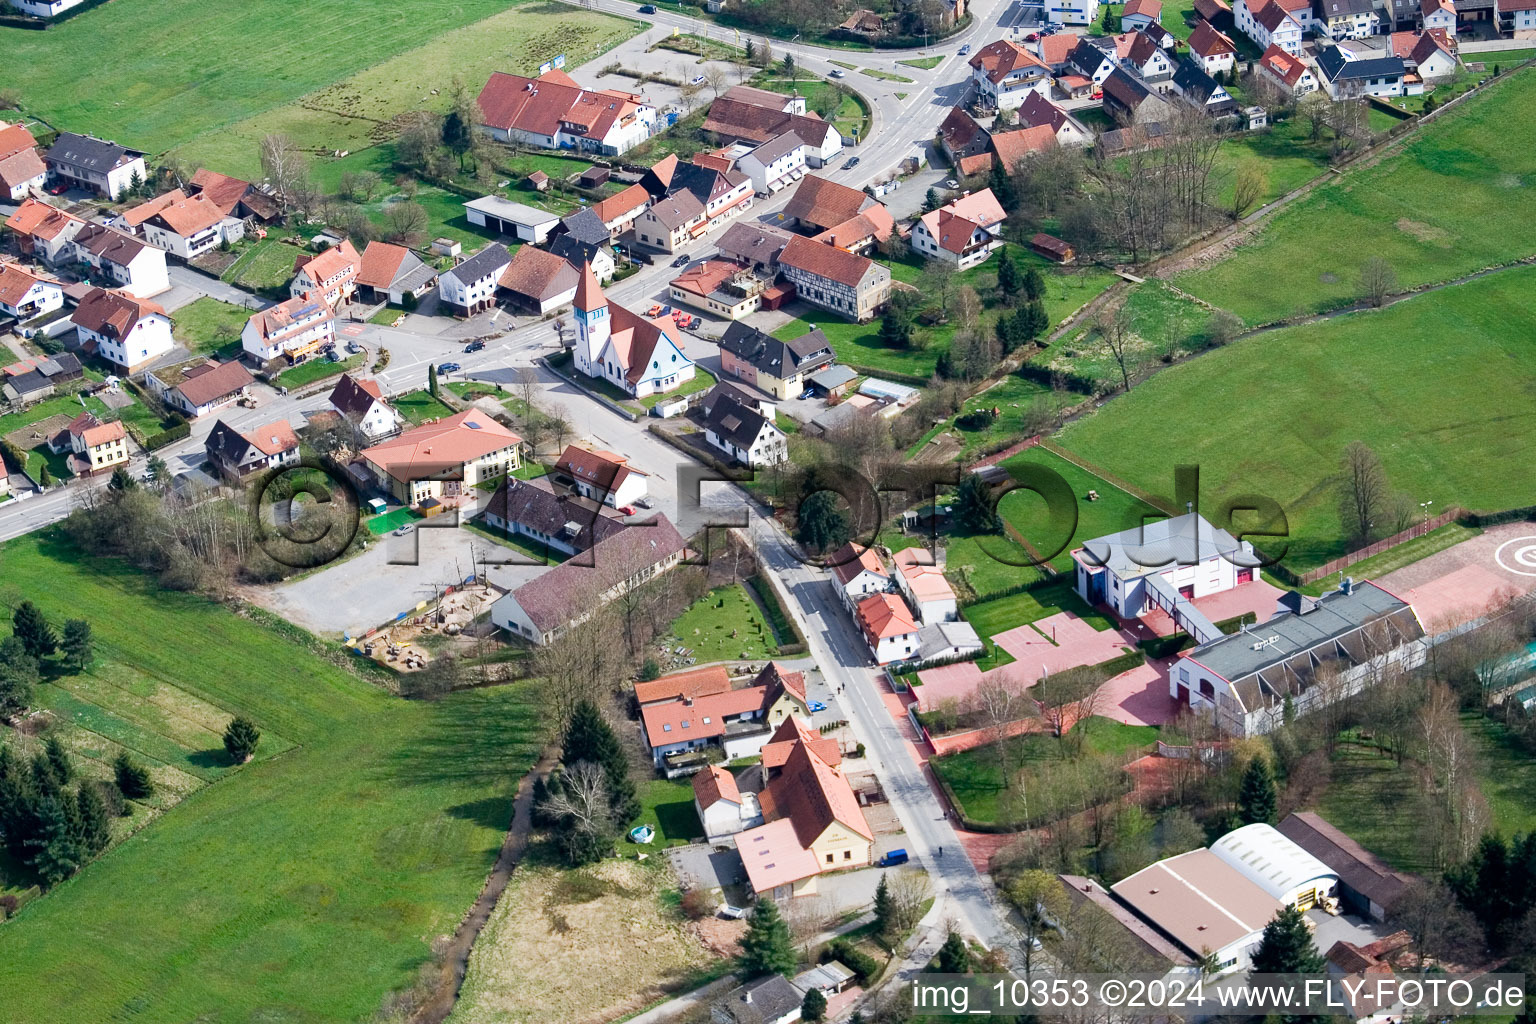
479 477 629 556
701 98 843 167
205 418 300 480
290 239 361 307
463 196 561 244
777 234 892 321
114 189 186 235
718 321 833 399
47 412 128 477
4 198 85 264
1175 579 1427 736
476 69 657 156
438 243 512 317
571 263 696 399
911 189 1007 269
498 244 579 315
783 175 883 235
67 223 171 298
1112 848 1283 973
1277 812 1411 921
968 39 1054 110
553 444 649 509
145 358 254 418
0 121 46 200
140 193 245 260
1255 44 1321 95
641 665 810 770
359 409 522 506
703 388 788 467
693 764 764 841
242 294 337 364
187 167 281 222
355 241 437 306
490 513 687 645
669 260 768 320
855 592 920 665
43 133 146 200
0 263 63 320
69 287 173 374
636 665 732 707
327 373 403 443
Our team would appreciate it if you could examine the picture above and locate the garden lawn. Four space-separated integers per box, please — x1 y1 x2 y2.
223 239 302 296
0 532 543 1024
752 77 871 144
627 777 706 847
393 388 457 424
1465 713 1536 835
665 583 780 663
1057 267 1536 571
275 353 364 391
962 579 1116 646
170 297 251 356
639 367 716 409
1175 68 1536 323
995 447 1163 574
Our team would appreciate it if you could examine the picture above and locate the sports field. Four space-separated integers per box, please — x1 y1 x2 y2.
1175 68 1536 323
1057 267 1536 571
0 533 543 1023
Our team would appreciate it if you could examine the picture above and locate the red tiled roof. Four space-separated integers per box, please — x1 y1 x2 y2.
328 372 389 419
356 241 410 289
498 244 578 302
991 125 1057 173
693 764 742 809
0 148 45 192
1189 20 1237 56
856 593 917 640
761 715 841 770
188 168 252 216
244 418 299 456
5 198 83 240
635 664 732 706
1037 33 1079 66
0 121 38 162
171 360 255 408
556 443 647 497
778 234 877 289
0 263 52 307
70 287 166 338
829 541 887 586
145 193 226 237
362 409 521 482
77 416 125 449
968 39 1051 85
294 238 361 286
1124 0 1162 16
812 207 896 251
1254 0 1303 31
735 818 821 894
767 735 873 845
477 71 644 142
120 189 186 228
917 187 1007 254
640 685 773 748
783 174 875 230
702 98 833 147
245 293 335 345
754 662 807 707
1257 43 1310 85
592 182 652 225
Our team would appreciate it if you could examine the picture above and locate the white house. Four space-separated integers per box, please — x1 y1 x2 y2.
893 547 958 625
242 294 337 364
1115 29 1177 83
0 121 46 200
571 264 696 399
1497 0 1536 35
43 133 145 200
918 620 985 662
1313 0 1380 39
463 196 561 244
1392 30 1461 78
146 359 255 418
328 373 403 443
68 224 171 298
140 193 245 260
1016 93 1095 148
911 189 1007 270
1421 0 1457 35
476 69 657 155
290 239 361 307
1121 0 1164 30
1065 39 1121 86
4 198 84 265
438 243 512 317
693 765 764 841
703 390 787 467
855 593 920 665
734 131 807 196
8 0 87 17
70 288 174 374
1189 21 1239 75
1236 0 1307 54
554 444 650 508
1255 43 1321 96
1316 45 1408 97
1047 0 1100 26
968 40 1055 111
0 263 62 320
829 542 890 613
205 418 301 480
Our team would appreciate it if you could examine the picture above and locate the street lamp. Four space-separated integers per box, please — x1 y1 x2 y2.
1419 500 1433 537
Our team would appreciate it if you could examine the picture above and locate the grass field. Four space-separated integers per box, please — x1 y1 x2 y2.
0 532 544 1023
906 374 1068 460
1041 281 1215 390
665 583 780 663
962 579 1116 647
627 777 706 848
394 388 457 425
638 367 716 410
994 447 1163 575
170 297 250 355
1176 68 1536 323
1299 522 1481 595
754 77 871 142
222 239 302 296
1057 267 1536 571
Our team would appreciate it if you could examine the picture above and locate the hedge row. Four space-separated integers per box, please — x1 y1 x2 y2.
746 571 808 657
143 421 191 450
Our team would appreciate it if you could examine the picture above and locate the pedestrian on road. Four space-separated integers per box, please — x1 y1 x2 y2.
938 846 944 858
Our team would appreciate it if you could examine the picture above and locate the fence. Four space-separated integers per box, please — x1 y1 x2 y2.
1297 506 1465 584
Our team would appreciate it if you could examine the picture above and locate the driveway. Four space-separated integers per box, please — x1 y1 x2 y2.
165 264 269 311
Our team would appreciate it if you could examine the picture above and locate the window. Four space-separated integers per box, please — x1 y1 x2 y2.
844 850 852 860
826 853 834 864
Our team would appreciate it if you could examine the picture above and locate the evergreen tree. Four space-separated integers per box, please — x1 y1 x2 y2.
29 751 60 798
988 163 1019 213
428 363 440 397
936 930 971 973
43 736 71 786
736 898 795 978
61 619 92 673
878 304 912 349
872 872 894 936
561 701 638 822
38 464 54 489
0 635 39 715
108 466 135 491
952 473 1001 535
794 491 850 553
24 795 80 887
744 39 756 63
442 110 472 169
1238 755 1277 825
801 987 827 1022
13 600 57 658
1021 299 1049 340
76 783 111 855
223 716 261 763
924 187 942 212
113 752 154 801
1021 267 1045 303
996 246 1021 303
1250 904 1326 1023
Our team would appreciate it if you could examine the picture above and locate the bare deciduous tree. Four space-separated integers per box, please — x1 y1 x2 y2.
1360 256 1397 307
384 201 429 245
1338 440 1387 546
968 671 1036 802
1231 159 1267 219
1094 306 1140 393
887 869 933 936
704 65 729 100
542 760 612 835
259 134 309 213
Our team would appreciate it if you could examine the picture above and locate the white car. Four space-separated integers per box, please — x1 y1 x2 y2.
690 75 706 85
830 69 847 78
944 178 960 189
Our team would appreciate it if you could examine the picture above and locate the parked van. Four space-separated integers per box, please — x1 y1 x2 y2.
880 849 909 867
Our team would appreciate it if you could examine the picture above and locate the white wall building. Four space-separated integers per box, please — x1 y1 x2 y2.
735 132 808 196
1210 824 1342 911
1047 0 1101 25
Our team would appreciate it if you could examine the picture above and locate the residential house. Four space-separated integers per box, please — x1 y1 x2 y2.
43 133 145 199
355 241 437 306
640 666 810 771
242 294 337 364
1047 0 1101 26
588 183 653 239
548 209 617 283
968 39 1054 111
635 665 732 707
918 620 985 661
1171 58 1240 115
666 160 755 233
1035 32 1083 73
893 547 958 625
1065 39 1121 85
67 223 171 298
703 389 788 467
1016 93 1094 147
327 373 403 443
476 69 657 155
1314 0 1380 39
498 244 579 314
4 198 85 265
776 234 892 320
1236 0 1308 54
1173 579 1426 736
1497 0 1536 34
829 542 890 613
0 121 46 200
205 418 300 480
718 321 833 399
146 358 255 418
701 380 776 420
669 260 769 320
463 196 561 244
783 175 881 235
360 409 521 506
438 243 512 317
1 353 81 405
1122 0 1164 29
186 167 281 223
48 412 128 476
721 84 807 114
140 192 245 261
1113 30 1178 83
1097 122 1171 155
855 592 920 664
571 264 696 398
735 131 807 196
632 191 707 253
290 239 361 307
479 477 629 556
715 220 793 270
1391 29 1461 78
693 765 764 841
1255 43 1321 95
991 125 1059 174
490 513 688 645
70 287 173 373
0 263 62 320
1102 67 1175 123
1189 21 1240 74
1195 0 1236 29
938 106 996 178
1420 0 1458 33
554 444 650 508
711 976 804 1024
812 204 896 255
702 97 844 167
113 189 187 236
911 188 1007 269
1316 44 1407 96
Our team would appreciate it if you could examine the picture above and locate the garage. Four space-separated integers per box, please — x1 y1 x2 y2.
463 195 561 244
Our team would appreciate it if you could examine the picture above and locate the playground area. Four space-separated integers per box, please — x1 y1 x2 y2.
348 578 505 672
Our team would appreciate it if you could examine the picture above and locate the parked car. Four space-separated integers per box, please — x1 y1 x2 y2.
671 254 691 267
345 340 362 354
464 339 485 353
46 182 68 195
842 156 860 169
808 700 827 713
619 504 637 515
638 3 657 11
718 905 747 920
635 496 655 509
392 525 414 537
687 316 702 330
958 44 971 55
830 69 847 78
944 178 959 189
1026 31 1041 40
798 388 815 400
1091 90 1103 100
880 849 909 867
690 74 706 85
647 303 664 317
437 361 461 373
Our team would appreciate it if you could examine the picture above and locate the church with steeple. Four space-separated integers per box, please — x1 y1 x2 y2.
572 263 697 400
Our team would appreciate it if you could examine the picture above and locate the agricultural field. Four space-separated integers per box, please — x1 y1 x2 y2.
1176 68 1536 323
0 533 543 1023
1057 267 1536 571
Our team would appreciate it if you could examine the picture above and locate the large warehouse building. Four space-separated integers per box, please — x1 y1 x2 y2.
1211 823 1341 911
